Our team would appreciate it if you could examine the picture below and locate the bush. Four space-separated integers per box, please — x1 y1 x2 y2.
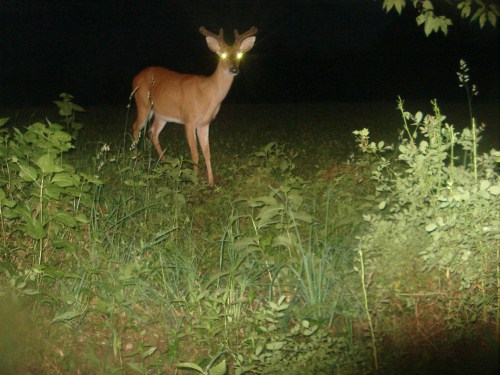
354 97 499 325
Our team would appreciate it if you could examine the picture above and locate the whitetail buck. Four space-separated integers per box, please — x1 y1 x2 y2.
131 26 258 186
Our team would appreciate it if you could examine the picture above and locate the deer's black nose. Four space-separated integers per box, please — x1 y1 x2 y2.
230 66 239 75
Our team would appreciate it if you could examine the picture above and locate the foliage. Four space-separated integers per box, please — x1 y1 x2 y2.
53 92 85 138
233 296 352 375
0 91 498 373
382 0 499 35
0 117 101 270
354 97 499 322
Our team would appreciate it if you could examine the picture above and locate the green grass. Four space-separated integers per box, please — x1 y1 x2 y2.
1 99 498 374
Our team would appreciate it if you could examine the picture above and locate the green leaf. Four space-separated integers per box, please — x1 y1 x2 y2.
479 12 487 28
0 190 16 208
18 164 38 182
248 195 278 208
488 185 500 195
52 239 76 251
209 360 226 375
81 173 103 185
141 346 157 360
303 325 319 336
291 211 314 223
51 310 82 324
52 211 77 227
425 223 437 232
272 235 292 248
0 117 9 127
177 362 205 374
52 172 77 187
424 18 434 36
487 10 496 27
265 341 285 350
75 212 89 223
127 362 146 373
382 0 406 14
232 236 259 251
45 185 63 199
479 180 491 191
24 219 47 239
35 154 64 173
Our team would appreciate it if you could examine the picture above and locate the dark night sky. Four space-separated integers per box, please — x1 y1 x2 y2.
1 0 498 106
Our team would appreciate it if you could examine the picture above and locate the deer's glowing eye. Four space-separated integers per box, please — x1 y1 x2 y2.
221 53 227 59
237 52 243 59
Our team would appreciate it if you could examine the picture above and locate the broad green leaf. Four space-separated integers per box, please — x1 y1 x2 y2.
276 302 290 311
487 10 496 27
479 180 491 191
303 325 319 336
382 0 406 14
45 184 63 199
425 223 437 232
18 164 38 182
24 219 47 239
248 195 278 208
53 211 77 227
271 235 293 248
35 154 63 173
0 190 16 208
209 360 226 375
256 206 282 227
0 117 9 127
479 12 487 28
265 341 284 350
75 212 89 223
488 185 500 195
292 211 314 223
177 362 204 373
233 236 258 251
81 173 103 185
52 172 77 187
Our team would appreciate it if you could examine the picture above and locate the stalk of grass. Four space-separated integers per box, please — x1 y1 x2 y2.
497 245 499 340
358 248 378 370
472 117 478 182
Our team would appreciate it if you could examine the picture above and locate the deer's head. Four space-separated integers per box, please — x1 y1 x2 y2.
199 26 257 76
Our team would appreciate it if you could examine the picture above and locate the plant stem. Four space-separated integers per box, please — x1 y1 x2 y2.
472 118 478 182
359 248 378 370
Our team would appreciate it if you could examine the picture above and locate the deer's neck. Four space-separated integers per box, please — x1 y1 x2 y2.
208 62 235 102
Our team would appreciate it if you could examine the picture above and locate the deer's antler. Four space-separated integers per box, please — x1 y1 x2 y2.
234 27 258 44
199 27 225 44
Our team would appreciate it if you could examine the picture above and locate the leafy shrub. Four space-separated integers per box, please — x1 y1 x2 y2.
354 98 499 322
0 118 101 270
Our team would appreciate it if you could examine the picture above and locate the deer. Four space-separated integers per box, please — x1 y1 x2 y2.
131 26 258 186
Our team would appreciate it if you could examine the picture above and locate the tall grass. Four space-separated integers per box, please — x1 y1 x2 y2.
0 85 498 374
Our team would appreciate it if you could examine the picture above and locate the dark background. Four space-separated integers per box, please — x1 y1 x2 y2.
1 0 498 106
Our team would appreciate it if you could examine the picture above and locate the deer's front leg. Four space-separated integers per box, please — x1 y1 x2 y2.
197 125 213 186
185 125 200 176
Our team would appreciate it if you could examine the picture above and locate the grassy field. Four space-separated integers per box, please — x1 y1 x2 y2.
1 99 498 374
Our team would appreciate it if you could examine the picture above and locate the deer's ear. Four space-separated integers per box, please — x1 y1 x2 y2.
239 37 256 53
205 37 221 53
